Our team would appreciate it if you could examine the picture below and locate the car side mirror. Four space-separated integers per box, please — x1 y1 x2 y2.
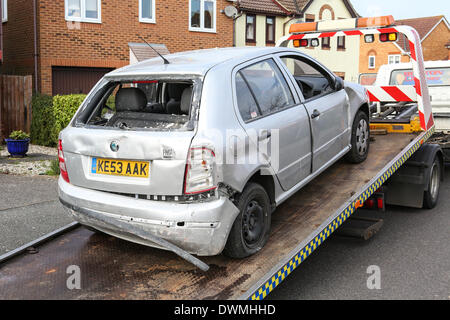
334 77 344 91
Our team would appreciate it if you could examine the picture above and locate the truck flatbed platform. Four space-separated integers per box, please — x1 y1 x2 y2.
0 131 432 300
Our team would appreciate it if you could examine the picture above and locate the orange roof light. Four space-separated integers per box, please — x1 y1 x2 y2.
357 15 395 28
289 22 317 34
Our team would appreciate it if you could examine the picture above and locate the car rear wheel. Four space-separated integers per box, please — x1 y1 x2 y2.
223 183 271 259
345 110 370 164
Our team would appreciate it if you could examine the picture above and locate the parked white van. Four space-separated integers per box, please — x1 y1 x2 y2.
375 60 450 131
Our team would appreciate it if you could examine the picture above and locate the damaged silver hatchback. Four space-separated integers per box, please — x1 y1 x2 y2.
58 47 370 262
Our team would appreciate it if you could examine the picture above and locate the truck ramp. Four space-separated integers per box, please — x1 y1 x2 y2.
0 132 430 300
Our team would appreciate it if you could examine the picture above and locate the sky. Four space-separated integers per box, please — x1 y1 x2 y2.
351 0 449 20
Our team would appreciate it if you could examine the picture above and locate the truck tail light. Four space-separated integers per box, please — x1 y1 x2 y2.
380 32 398 42
293 39 309 47
58 139 70 183
184 147 217 195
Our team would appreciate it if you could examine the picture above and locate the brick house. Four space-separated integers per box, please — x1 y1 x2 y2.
359 15 450 80
0 0 234 95
234 0 362 82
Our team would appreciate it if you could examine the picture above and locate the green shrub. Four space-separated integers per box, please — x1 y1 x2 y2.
31 94 54 146
9 130 30 140
31 94 86 147
50 94 86 145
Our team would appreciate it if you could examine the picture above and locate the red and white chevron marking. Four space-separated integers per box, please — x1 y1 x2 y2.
366 85 417 102
285 25 434 131
288 27 400 40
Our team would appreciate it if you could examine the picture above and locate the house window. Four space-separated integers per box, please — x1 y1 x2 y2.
246 15 256 42
190 0 216 32
368 56 376 69
2 0 7 22
388 54 401 64
322 37 330 49
266 16 275 44
337 36 345 50
65 0 101 23
139 0 156 23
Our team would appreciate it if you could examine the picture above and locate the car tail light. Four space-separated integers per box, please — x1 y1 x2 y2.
184 147 217 195
58 139 70 183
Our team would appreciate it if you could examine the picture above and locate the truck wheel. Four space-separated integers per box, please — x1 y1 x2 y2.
345 110 370 164
223 183 271 259
423 156 441 209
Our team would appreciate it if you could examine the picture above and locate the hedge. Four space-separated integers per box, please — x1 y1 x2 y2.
31 94 87 147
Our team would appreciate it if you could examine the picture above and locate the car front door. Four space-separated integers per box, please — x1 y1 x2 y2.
233 57 312 191
278 54 350 173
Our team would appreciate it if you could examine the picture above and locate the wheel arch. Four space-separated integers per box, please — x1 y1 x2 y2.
242 169 277 210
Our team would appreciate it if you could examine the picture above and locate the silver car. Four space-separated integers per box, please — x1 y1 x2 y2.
58 47 370 259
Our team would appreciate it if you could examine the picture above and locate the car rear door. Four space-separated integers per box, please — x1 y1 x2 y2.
278 54 350 173
233 57 312 191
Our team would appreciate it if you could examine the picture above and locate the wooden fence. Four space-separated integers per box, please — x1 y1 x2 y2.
0 75 33 140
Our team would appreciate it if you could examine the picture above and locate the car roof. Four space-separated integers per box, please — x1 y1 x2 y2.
105 47 299 79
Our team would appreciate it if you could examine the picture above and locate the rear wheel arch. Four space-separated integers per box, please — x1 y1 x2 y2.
245 170 276 208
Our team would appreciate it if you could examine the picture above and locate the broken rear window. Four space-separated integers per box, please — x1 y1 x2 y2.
76 79 198 131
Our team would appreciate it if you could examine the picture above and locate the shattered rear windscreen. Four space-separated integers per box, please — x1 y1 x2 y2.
81 79 197 130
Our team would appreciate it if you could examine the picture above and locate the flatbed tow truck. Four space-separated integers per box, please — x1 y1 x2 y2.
0 16 443 300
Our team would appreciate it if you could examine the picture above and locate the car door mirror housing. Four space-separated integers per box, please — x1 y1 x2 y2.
334 77 344 91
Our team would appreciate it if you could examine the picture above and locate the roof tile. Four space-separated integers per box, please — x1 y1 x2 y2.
128 43 170 62
397 16 445 39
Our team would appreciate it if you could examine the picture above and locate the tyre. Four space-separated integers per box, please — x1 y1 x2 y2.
423 156 441 209
345 110 370 163
223 183 272 258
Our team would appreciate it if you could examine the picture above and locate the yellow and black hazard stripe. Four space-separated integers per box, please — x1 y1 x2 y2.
249 128 434 300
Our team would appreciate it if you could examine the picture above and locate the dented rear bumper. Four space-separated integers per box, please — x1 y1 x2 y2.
58 177 239 256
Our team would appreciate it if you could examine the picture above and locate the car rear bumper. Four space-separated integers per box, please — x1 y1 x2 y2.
58 177 239 256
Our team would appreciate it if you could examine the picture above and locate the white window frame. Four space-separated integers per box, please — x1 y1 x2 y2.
65 0 102 24
139 0 156 24
368 55 376 69
2 0 7 23
388 54 401 65
189 0 216 33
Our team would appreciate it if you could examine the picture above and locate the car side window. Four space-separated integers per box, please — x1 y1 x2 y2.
235 73 260 122
236 59 295 122
280 56 334 101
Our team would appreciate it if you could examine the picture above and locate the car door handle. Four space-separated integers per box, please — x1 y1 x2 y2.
258 130 272 141
311 109 321 119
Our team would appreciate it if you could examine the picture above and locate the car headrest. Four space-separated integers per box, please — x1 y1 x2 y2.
167 83 192 101
115 87 147 112
180 86 193 115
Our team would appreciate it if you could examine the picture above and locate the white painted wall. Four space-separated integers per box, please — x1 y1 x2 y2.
234 0 361 83
300 0 360 83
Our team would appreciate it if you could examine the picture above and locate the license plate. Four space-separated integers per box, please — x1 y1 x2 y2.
91 158 149 178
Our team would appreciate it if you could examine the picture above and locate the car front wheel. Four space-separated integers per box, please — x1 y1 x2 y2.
223 182 271 259
346 110 370 164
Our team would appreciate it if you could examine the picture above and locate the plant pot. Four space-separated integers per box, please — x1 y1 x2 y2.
4 139 30 157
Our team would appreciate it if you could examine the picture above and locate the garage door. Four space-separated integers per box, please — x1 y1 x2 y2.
52 66 114 96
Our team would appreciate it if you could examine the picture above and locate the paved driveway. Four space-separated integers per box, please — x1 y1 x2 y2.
0 174 74 255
